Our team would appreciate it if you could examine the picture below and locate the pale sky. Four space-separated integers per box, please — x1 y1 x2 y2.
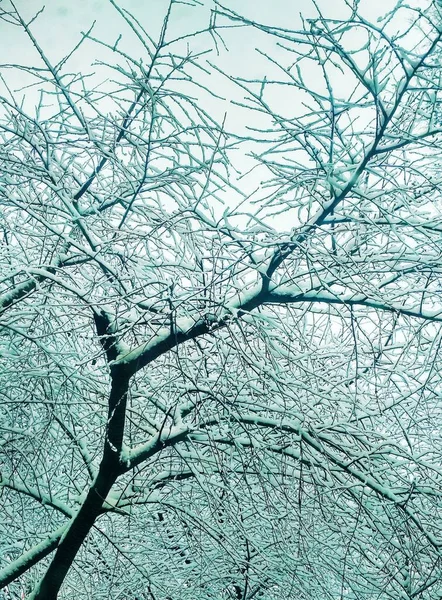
2 0 400 90
0 0 409 222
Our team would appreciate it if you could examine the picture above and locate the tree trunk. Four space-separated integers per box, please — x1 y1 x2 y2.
28 372 130 599
28 460 117 600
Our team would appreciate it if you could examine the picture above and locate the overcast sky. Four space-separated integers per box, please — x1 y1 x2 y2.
1 0 406 214
3 0 399 86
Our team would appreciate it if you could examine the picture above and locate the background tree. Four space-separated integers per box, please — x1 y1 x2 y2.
1 0 442 598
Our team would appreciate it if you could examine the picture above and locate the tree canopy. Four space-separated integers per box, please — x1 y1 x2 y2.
1 0 442 598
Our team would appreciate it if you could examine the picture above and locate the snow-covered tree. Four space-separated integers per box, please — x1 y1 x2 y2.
1 0 442 598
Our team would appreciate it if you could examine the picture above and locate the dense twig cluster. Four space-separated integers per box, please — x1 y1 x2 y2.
1 0 442 598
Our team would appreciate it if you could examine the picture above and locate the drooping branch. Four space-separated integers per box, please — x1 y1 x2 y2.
266 288 442 323
0 477 73 518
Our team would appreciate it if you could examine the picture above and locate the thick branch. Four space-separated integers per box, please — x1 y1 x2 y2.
28 466 118 600
113 278 442 379
266 288 442 322
27 368 130 599
0 256 64 315
192 421 442 551
121 423 189 471
0 477 73 518
0 526 66 589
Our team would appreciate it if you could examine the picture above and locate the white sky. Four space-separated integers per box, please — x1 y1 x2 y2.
2 0 400 91
0 0 408 220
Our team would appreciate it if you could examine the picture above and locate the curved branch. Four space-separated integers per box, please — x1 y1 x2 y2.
0 477 73 518
267 288 442 322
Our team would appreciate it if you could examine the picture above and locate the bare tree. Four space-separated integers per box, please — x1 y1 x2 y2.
1 0 442 598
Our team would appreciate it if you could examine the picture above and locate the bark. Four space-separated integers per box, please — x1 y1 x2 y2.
28 464 117 600
0 526 65 589
28 370 130 599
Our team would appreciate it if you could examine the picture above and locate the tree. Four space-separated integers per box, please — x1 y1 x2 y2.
1 0 442 598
